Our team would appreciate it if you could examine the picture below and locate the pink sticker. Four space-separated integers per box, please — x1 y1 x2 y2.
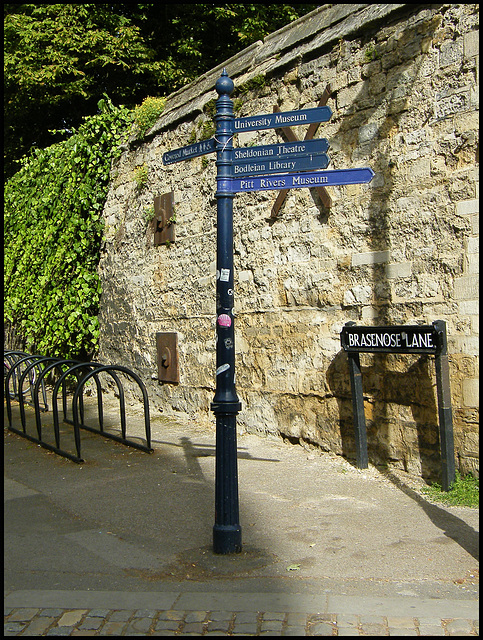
217 313 232 327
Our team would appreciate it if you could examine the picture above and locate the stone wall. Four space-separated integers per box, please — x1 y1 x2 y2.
98 3 479 479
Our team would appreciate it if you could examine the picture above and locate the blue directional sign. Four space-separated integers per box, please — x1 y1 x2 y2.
163 138 216 165
234 106 332 132
233 138 329 161
233 153 330 177
229 168 375 193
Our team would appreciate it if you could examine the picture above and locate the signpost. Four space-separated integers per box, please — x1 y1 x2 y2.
230 168 374 192
210 71 242 555
340 321 455 491
162 69 375 554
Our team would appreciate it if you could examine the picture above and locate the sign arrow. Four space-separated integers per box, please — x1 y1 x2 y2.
163 138 216 165
271 86 333 215
229 168 375 193
232 153 330 177
233 138 329 161
234 106 332 133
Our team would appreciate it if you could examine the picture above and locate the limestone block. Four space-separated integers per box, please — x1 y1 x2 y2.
463 30 479 58
464 429 479 456
462 379 479 408
456 198 479 216
453 275 479 300
439 38 464 67
385 262 412 279
434 90 470 120
343 285 372 306
351 250 391 267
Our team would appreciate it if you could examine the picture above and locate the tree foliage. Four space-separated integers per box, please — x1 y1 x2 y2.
4 3 319 179
4 99 133 359
4 3 319 358
4 3 166 180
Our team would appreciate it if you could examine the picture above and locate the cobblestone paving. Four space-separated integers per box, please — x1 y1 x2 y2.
4 607 479 636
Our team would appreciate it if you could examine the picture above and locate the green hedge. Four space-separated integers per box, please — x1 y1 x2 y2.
4 98 133 359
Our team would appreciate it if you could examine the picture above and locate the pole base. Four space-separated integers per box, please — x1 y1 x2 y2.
213 524 242 554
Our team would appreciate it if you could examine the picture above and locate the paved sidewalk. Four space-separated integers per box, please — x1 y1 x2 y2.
4 399 479 635
4 589 480 635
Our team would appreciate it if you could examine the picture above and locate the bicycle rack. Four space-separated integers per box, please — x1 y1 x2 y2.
72 364 152 455
4 351 154 463
4 351 48 410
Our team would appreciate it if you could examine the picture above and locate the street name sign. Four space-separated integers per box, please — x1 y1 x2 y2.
340 320 455 492
163 138 216 165
234 106 332 132
229 167 375 193
340 324 442 354
232 153 330 177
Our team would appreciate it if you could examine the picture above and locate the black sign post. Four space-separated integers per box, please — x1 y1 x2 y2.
210 71 242 554
340 321 455 491
433 321 456 492
163 70 375 553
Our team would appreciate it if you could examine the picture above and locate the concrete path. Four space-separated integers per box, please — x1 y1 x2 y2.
4 399 479 635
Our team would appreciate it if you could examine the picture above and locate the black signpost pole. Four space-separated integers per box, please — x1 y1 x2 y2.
211 70 242 554
162 72 375 548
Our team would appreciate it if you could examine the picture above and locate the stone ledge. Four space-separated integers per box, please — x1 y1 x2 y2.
145 4 412 136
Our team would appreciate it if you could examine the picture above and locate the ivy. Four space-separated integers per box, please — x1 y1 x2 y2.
4 97 133 359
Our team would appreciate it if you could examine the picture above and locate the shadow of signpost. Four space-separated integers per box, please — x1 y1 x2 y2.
4 398 285 587
322 11 458 487
384 470 479 562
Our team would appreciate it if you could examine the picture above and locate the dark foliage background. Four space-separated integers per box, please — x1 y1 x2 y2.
4 4 319 180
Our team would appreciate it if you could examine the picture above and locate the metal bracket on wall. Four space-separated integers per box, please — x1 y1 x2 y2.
154 192 175 246
271 84 333 219
156 332 179 383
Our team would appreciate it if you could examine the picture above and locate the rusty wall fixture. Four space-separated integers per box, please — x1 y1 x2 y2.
156 332 179 383
154 191 175 246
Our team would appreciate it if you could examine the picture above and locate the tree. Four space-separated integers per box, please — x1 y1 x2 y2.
123 5 320 82
4 4 169 180
4 4 319 180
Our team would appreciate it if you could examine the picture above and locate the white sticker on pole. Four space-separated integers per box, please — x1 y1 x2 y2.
216 363 230 375
220 268 230 282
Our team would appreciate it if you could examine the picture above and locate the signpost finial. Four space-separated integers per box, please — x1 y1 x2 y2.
215 69 234 97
